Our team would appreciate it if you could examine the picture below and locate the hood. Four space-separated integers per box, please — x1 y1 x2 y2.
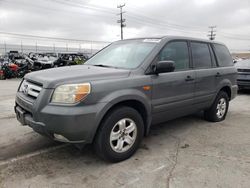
235 60 250 69
25 65 130 88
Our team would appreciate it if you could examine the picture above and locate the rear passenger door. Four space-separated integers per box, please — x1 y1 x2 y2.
190 42 217 109
212 43 236 88
151 41 195 124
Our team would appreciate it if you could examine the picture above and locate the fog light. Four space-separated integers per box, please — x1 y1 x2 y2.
54 133 70 142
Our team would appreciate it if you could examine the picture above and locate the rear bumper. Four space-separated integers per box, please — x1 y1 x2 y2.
15 93 107 143
231 85 238 100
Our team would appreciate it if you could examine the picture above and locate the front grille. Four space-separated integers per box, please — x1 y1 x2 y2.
19 80 43 99
238 79 250 82
237 68 250 73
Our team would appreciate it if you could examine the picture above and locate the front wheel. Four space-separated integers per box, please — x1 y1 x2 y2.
94 106 144 162
204 91 229 122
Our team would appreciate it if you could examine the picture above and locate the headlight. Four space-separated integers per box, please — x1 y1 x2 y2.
51 83 91 104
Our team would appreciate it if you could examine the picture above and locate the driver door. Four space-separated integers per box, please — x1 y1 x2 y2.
151 40 196 124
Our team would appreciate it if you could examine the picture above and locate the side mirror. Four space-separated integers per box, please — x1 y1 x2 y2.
153 60 175 74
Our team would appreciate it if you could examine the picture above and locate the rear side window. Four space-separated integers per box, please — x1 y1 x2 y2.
159 41 189 71
213 44 233 67
191 42 212 69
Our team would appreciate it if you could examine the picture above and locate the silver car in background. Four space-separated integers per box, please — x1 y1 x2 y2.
235 59 250 89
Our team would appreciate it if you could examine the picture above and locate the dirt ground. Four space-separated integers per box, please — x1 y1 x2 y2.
0 79 250 188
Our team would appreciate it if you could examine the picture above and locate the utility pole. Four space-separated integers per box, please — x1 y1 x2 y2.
35 42 38 52
53 43 55 53
79 44 81 52
90 41 93 55
117 4 126 40
4 41 6 54
208 26 216 40
21 41 23 53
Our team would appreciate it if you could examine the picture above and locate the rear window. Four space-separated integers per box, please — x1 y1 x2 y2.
213 44 233 67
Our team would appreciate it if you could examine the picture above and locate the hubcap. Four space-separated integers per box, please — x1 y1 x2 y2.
110 118 137 153
216 98 226 119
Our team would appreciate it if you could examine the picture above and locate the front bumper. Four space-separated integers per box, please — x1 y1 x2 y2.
15 92 107 143
237 80 250 89
237 73 250 89
15 105 48 137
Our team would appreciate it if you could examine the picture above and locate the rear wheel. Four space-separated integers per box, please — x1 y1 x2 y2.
204 91 229 122
94 106 144 162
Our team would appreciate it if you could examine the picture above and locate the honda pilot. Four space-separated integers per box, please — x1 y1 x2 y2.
15 36 238 162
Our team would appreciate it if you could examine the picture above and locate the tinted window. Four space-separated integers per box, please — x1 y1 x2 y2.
159 41 189 71
213 44 233 67
191 42 212 69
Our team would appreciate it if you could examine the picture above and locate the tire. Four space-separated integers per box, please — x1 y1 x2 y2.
94 106 144 162
204 91 229 122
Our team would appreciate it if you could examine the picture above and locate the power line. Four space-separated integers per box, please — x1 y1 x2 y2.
117 4 126 40
52 0 208 35
51 0 116 15
127 11 206 31
0 31 110 44
217 31 250 40
217 35 250 41
126 14 207 34
2 0 250 42
208 26 216 40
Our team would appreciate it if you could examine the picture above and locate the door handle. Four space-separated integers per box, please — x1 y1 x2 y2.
185 75 194 81
215 72 221 77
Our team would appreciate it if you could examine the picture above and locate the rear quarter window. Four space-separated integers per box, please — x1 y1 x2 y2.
213 44 233 67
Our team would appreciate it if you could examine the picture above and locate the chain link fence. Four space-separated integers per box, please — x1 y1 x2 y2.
0 41 110 56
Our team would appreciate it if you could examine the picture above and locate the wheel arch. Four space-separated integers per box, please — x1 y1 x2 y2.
92 97 152 143
216 78 233 101
219 85 232 100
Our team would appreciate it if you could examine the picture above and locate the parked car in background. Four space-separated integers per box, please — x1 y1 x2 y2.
33 53 58 70
54 53 88 67
0 56 9 79
8 51 20 60
235 59 250 89
15 36 237 162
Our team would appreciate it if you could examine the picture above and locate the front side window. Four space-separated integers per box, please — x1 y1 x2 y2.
191 42 212 69
85 40 157 69
159 41 189 71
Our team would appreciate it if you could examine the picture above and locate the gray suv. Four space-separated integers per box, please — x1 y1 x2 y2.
15 36 237 162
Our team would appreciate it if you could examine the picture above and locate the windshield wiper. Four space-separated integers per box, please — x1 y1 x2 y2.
93 64 117 68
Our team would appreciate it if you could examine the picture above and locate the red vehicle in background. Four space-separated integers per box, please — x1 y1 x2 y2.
0 59 30 79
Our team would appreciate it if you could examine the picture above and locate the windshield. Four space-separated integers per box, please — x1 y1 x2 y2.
85 40 158 69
